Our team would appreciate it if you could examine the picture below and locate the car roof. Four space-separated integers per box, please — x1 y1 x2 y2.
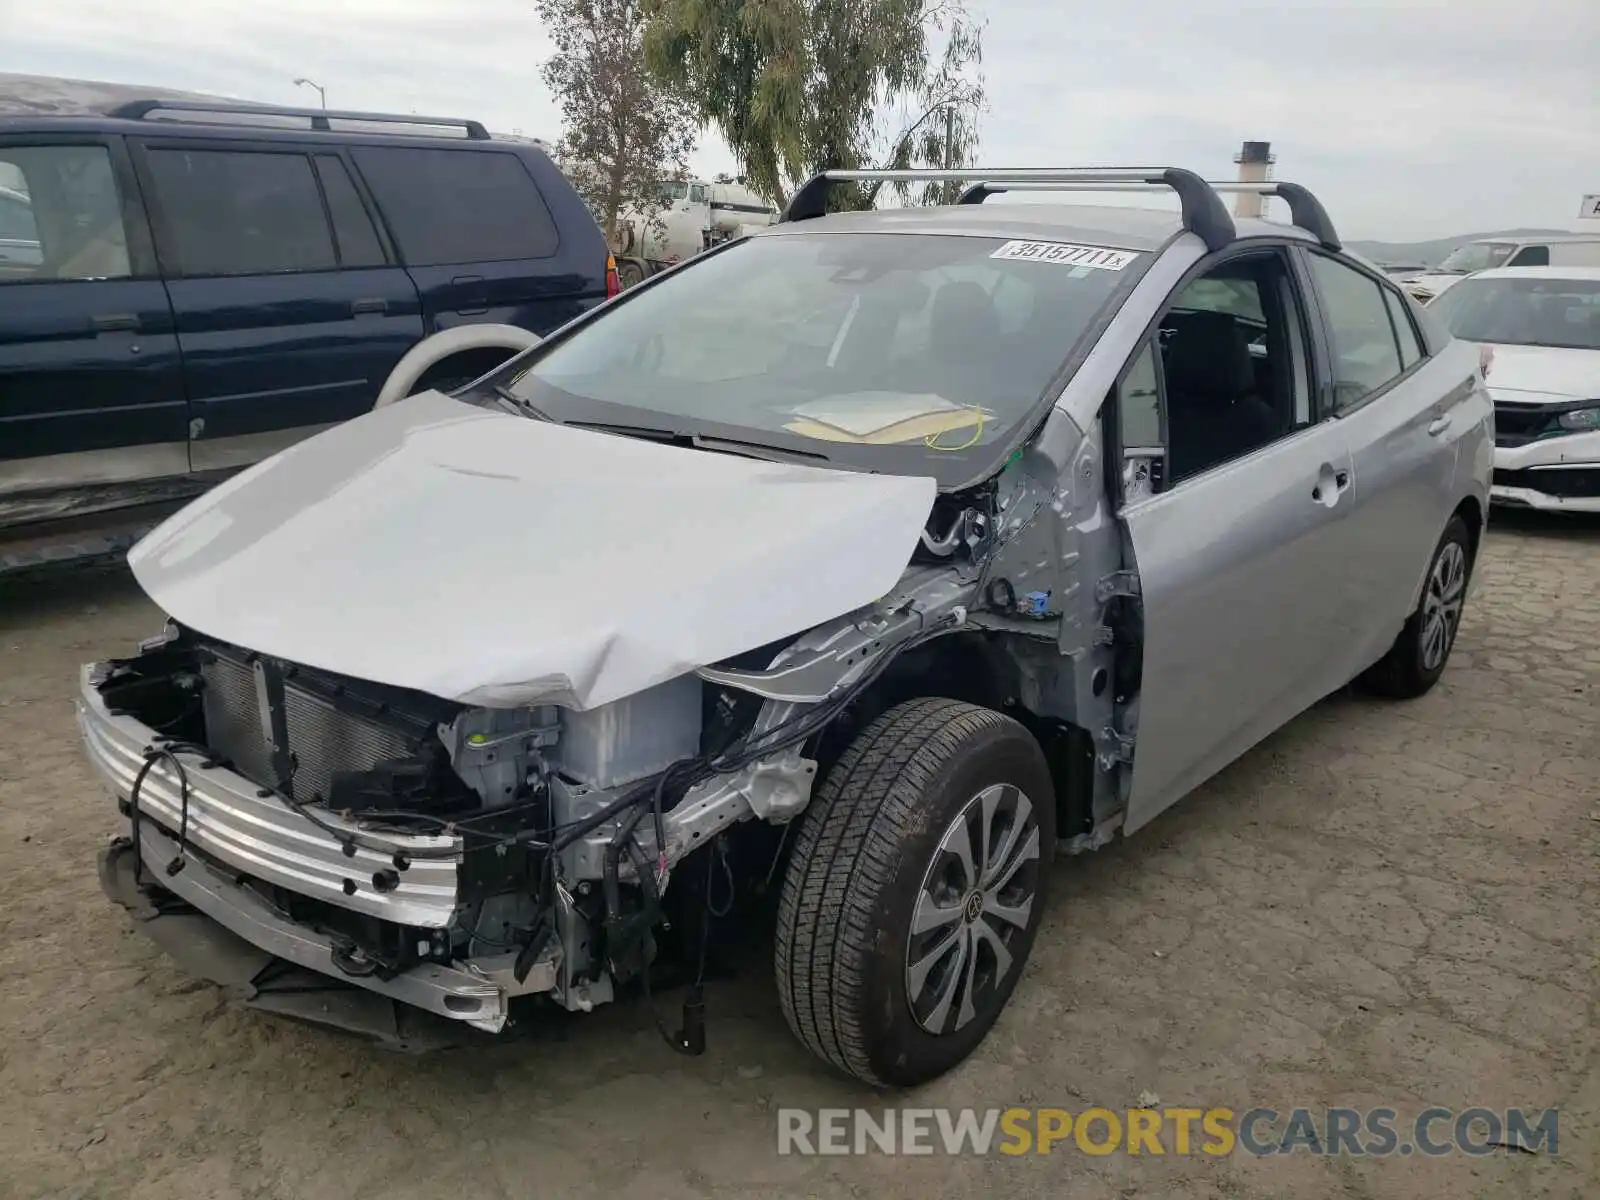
1463 265 1600 282
0 74 530 152
750 201 1319 253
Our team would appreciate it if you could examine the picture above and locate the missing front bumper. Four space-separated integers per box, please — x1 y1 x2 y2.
98 823 560 1048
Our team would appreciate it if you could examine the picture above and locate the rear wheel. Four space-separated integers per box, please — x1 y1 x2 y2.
774 697 1055 1087
1359 514 1474 699
616 259 647 289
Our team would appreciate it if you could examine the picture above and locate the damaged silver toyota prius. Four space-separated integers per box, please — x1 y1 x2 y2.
81 168 1492 1087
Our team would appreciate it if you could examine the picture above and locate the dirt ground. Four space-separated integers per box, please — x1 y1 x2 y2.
0 511 1595 1200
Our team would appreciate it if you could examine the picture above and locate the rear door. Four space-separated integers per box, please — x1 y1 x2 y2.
0 135 187 525
348 145 596 335
1114 244 1359 834
131 140 424 472
1296 251 1475 678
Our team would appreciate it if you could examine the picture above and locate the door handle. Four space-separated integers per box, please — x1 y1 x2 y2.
351 297 388 315
1427 414 1452 437
91 313 140 332
1312 464 1351 507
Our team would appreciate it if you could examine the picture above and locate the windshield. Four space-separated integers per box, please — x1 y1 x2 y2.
490 231 1141 485
1436 242 1516 275
1428 276 1600 351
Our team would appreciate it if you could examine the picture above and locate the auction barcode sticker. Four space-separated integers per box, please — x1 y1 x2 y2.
989 240 1140 271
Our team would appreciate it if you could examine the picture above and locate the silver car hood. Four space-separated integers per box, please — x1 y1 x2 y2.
127 391 938 711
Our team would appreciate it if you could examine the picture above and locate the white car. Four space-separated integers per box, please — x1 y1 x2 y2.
1426 266 1600 512
1404 235 1600 304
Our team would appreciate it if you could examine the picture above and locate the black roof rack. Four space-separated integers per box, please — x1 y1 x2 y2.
781 167 1237 253
107 99 491 140
1204 181 1341 251
956 177 1341 252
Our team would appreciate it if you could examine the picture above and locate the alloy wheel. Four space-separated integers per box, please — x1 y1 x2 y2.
905 783 1042 1036
1421 540 1467 671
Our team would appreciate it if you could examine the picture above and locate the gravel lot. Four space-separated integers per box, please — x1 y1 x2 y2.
1 512 1595 1200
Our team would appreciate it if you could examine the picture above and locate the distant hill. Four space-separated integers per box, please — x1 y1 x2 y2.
1345 228 1577 269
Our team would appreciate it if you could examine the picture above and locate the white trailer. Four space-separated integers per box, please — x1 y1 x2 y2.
609 178 777 287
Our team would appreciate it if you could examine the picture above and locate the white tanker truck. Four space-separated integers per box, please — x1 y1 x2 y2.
607 177 778 287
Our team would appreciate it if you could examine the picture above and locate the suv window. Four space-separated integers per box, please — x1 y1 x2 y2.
146 149 336 277
1306 254 1405 411
1115 250 1311 494
312 154 385 268
351 147 558 266
1507 245 1549 267
0 145 131 282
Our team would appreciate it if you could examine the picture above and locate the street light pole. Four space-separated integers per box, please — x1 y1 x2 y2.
293 78 326 109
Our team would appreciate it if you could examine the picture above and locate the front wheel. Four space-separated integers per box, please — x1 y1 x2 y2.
1359 514 1474 699
774 697 1055 1087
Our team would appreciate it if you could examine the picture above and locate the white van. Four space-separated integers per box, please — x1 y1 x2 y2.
1405 235 1600 303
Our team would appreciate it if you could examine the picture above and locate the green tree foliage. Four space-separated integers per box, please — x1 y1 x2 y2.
537 0 700 243
642 0 986 210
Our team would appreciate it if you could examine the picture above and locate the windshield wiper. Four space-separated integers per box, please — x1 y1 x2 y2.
563 419 831 464
490 383 556 422
564 418 691 443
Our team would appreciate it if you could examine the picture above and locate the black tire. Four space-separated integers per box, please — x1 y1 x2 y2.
410 375 470 397
774 697 1056 1087
616 259 647 289
1358 514 1474 699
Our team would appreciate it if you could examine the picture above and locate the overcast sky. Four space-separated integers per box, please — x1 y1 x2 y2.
3 0 1596 241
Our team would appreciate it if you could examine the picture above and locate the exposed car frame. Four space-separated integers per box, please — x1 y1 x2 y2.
82 166 1492 1086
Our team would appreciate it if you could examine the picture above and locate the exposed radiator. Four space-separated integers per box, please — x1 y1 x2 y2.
199 650 423 804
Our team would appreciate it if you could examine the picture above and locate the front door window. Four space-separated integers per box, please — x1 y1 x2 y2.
1113 248 1313 497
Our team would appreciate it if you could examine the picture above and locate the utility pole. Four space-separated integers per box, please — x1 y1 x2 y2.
943 106 955 203
293 77 327 109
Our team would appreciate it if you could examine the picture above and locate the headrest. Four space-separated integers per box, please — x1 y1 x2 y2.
929 281 1001 356
1162 310 1256 404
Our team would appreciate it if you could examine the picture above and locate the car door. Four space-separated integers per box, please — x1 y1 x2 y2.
131 140 425 473
1113 244 1359 834
1296 250 1476 679
0 134 187 528
347 145 594 336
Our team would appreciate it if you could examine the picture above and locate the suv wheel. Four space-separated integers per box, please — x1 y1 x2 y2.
774 697 1055 1087
1359 514 1474 699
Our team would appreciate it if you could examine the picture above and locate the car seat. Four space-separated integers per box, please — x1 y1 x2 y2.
1161 310 1280 480
924 281 1003 400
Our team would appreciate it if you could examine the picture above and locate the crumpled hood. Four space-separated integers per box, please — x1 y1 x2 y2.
1477 343 1600 404
1404 272 1465 298
127 391 937 710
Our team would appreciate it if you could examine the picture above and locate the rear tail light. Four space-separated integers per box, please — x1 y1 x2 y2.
605 253 620 299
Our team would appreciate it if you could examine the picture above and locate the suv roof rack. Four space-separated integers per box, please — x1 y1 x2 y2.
107 99 491 140
781 167 1236 253
955 176 1341 253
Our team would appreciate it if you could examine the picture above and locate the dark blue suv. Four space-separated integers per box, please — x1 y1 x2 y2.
0 98 611 569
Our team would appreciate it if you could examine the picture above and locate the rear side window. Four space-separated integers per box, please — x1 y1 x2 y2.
1383 287 1424 368
146 149 335 277
1507 245 1549 267
0 144 131 282
351 147 558 266
1306 254 1405 411
313 155 385 268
